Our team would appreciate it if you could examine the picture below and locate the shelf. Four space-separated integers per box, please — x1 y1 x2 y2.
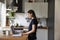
6 9 12 11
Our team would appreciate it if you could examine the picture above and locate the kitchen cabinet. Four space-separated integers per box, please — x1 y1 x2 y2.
25 2 48 18
37 29 48 40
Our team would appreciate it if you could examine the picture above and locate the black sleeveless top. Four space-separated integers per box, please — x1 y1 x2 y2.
28 19 38 39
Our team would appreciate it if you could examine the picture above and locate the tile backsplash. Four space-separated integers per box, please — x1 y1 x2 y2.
14 13 30 27
13 13 47 27
39 18 47 27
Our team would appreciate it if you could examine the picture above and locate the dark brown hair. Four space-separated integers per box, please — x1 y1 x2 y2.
28 10 37 19
28 10 38 24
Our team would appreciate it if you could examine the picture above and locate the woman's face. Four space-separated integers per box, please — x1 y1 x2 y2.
28 13 32 18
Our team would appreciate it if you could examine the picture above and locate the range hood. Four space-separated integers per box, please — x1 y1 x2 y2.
0 0 5 3
12 0 23 13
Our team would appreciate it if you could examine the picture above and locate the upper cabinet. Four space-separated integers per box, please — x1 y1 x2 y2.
25 2 48 18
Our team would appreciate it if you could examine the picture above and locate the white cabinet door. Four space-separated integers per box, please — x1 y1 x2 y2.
41 3 48 18
37 29 48 40
25 2 48 18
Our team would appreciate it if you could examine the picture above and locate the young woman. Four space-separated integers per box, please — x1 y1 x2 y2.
23 10 38 40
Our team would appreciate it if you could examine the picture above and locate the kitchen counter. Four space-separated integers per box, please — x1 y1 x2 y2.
37 27 48 29
0 27 28 40
0 35 28 40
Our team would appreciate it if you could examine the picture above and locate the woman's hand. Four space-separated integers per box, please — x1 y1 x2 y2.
22 24 35 36
22 33 29 35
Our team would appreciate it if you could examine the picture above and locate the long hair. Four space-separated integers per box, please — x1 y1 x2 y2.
28 10 37 19
28 10 38 23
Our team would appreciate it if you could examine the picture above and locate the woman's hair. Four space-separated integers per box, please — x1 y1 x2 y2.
27 10 37 19
28 10 38 24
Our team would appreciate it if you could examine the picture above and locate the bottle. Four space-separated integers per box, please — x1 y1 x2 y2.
15 23 19 27
11 25 15 34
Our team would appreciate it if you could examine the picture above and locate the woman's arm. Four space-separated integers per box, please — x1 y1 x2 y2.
23 24 35 35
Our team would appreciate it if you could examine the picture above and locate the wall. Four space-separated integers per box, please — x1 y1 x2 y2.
47 0 55 40
55 0 60 40
0 2 2 26
0 3 6 27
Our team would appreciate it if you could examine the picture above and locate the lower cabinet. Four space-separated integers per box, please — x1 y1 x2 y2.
37 29 48 40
